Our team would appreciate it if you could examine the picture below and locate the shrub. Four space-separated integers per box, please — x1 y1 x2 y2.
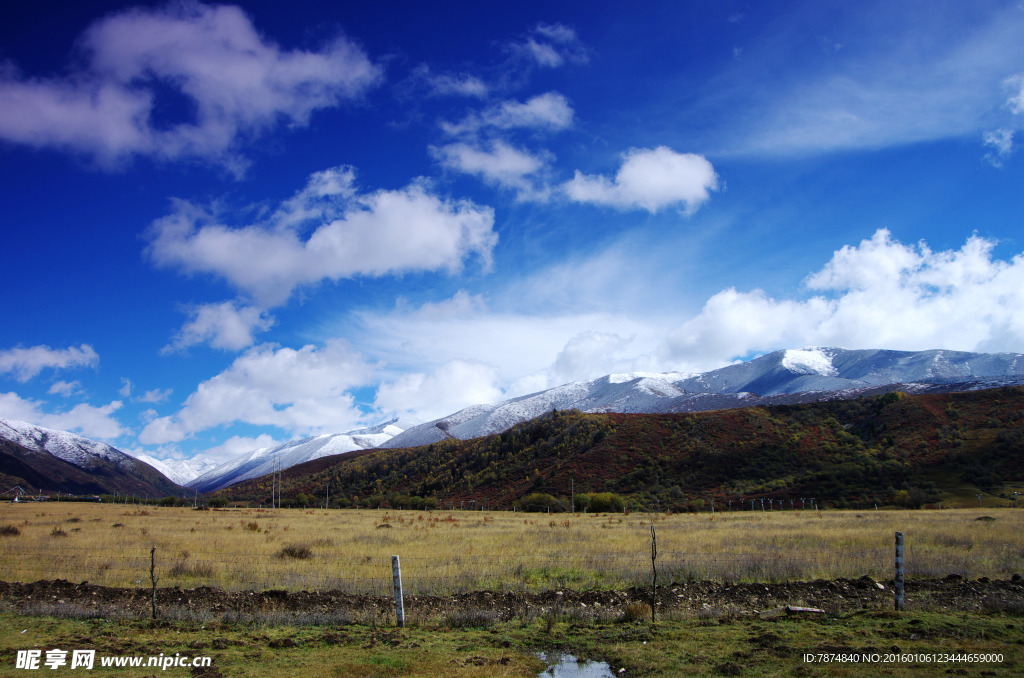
518 492 567 513
0 525 21 536
278 544 313 560
168 560 215 578
619 601 652 623
50 527 68 537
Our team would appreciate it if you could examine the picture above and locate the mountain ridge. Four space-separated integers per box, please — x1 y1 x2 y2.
0 418 185 497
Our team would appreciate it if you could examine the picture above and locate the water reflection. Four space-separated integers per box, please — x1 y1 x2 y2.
538 652 615 677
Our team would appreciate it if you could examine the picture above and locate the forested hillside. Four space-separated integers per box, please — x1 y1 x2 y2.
216 387 1024 511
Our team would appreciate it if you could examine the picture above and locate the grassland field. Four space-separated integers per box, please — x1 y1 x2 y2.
1 503 1023 676
0 503 1022 594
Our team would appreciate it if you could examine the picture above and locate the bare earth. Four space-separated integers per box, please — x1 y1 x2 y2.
2 575 1022 622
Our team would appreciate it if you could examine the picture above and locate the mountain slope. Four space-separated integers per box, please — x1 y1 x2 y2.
217 385 1024 511
0 419 185 497
135 455 219 487
188 420 405 493
382 348 1024 448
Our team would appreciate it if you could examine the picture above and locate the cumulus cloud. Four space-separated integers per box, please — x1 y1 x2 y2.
164 301 275 353
564 146 719 213
138 340 373 444
0 3 380 170
0 344 99 382
665 229 1024 369
375 359 505 421
0 392 126 441
147 166 497 306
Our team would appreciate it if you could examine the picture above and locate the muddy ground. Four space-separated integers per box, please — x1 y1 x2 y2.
2 575 1023 623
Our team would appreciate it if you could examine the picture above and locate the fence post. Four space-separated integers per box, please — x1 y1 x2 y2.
894 532 905 611
650 525 657 624
392 555 405 628
150 546 158 621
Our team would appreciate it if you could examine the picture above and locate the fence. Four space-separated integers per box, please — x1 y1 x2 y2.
1 505 1021 597
0 539 1019 598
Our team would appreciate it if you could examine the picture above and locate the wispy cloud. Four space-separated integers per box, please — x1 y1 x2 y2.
720 4 1024 156
47 380 83 397
0 344 99 382
0 3 381 171
431 140 551 199
409 65 489 98
507 23 589 69
440 92 574 137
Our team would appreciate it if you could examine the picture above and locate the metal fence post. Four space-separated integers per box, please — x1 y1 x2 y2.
392 555 405 627
894 531 905 611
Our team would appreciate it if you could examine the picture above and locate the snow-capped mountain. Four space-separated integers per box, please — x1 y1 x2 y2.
135 454 219 487
381 347 1024 448
0 418 185 497
187 419 406 493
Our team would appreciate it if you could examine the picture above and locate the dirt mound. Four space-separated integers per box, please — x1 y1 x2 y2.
1 575 1021 622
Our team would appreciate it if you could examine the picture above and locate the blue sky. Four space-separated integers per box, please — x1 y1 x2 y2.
2 0 1023 463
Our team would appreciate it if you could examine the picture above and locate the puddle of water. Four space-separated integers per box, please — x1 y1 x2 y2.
537 652 616 678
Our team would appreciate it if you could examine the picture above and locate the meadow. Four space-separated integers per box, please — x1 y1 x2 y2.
0 503 1020 596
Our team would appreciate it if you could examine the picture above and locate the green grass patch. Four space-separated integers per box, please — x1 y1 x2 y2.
1 609 1022 676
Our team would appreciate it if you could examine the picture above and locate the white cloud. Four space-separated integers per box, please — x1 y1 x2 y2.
350 289 663 399
164 301 275 352
664 229 1024 369
441 92 574 136
551 331 635 384
431 140 550 199
146 167 497 306
139 388 173 404
411 65 489 98
0 344 99 382
983 129 1014 166
509 23 588 69
727 5 1024 156
564 146 719 213
0 392 126 441
119 378 133 399
0 3 380 170
47 381 83 397
138 340 373 444
1006 74 1024 115
375 359 505 421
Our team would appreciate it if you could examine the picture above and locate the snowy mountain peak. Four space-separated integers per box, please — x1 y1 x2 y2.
1 418 127 468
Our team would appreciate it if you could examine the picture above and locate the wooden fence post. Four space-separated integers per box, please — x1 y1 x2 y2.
650 525 657 624
392 555 405 628
150 546 158 620
894 532 905 611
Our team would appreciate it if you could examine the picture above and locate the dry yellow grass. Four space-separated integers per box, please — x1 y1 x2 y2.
0 503 1020 594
